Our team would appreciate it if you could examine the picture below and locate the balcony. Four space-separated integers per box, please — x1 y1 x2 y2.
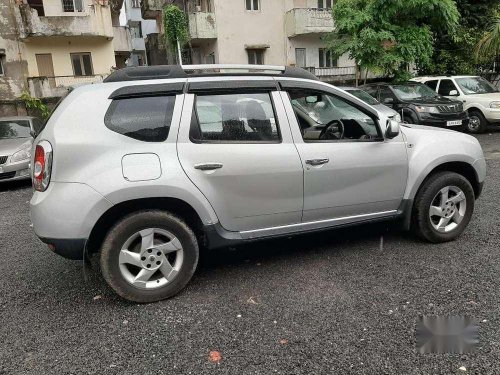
15 4 113 40
132 37 146 52
141 0 165 19
113 26 132 53
188 12 217 41
285 8 334 38
27 75 107 99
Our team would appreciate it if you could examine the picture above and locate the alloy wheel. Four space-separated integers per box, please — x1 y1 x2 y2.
118 228 184 289
428 186 467 233
468 115 480 132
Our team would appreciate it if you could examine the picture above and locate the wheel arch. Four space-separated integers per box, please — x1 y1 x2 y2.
400 160 481 230
86 197 206 255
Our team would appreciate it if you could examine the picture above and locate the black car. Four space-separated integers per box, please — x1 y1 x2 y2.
361 82 469 130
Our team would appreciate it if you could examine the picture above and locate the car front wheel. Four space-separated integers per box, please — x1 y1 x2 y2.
100 210 199 303
412 172 475 243
466 110 487 133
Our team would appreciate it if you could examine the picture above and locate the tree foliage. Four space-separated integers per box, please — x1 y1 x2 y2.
162 4 189 54
326 0 459 80
20 91 50 120
475 18 500 62
420 0 499 75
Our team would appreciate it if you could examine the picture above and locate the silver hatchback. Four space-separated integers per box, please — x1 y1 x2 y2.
29 65 486 303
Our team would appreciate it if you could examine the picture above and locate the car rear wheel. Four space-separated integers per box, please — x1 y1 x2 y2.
412 172 475 243
466 110 487 133
100 210 199 303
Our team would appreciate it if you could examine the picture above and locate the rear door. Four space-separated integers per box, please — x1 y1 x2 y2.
177 79 304 232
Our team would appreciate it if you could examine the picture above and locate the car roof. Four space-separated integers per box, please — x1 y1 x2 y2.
362 82 422 87
0 116 36 121
412 75 480 81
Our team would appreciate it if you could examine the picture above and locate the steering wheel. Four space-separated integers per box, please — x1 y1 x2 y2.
319 119 344 140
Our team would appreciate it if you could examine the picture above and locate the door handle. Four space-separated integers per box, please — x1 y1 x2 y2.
305 158 329 166
194 163 223 171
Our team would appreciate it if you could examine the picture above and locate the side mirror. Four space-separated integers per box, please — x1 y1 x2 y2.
449 89 459 96
30 130 37 138
383 97 394 104
385 119 400 139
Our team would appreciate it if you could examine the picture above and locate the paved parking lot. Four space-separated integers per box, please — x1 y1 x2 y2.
1 130 500 374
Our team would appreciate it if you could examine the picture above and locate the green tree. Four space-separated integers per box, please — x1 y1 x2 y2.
420 0 499 75
162 4 189 64
326 0 459 83
475 18 500 62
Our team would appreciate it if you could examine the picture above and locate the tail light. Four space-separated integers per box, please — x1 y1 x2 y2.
33 140 53 192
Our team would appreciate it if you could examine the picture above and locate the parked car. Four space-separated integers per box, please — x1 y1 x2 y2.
0 116 44 183
361 82 469 130
30 65 486 302
342 86 402 122
411 76 500 133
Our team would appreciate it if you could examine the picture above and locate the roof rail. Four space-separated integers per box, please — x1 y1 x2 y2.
103 64 318 83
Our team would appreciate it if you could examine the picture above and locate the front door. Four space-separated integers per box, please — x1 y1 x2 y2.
280 85 408 224
177 88 303 232
295 48 306 68
35 53 55 87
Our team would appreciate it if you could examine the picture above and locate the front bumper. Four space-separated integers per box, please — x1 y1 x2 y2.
0 159 30 182
417 111 469 129
484 108 500 123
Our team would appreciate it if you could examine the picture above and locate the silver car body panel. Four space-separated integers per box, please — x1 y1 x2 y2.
29 74 486 244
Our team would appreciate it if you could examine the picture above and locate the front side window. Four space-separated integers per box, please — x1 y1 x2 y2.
288 89 380 141
0 120 31 139
247 49 264 65
71 53 93 76
245 0 259 11
391 84 438 100
455 76 498 95
379 87 397 103
424 80 439 91
62 0 83 12
346 89 379 105
105 96 175 142
318 48 337 68
438 79 459 96
191 92 280 143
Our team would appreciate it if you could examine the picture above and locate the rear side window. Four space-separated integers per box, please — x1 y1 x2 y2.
105 96 175 142
190 92 281 143
424 80 439 91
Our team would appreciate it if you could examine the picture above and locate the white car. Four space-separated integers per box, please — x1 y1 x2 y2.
411 76 500 133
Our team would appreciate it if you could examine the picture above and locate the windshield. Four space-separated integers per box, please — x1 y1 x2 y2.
392 84 438 100
455 77 498 95
0 120 31 139
346 89 379 105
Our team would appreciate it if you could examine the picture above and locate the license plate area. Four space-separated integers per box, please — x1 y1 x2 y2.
447 120 462 126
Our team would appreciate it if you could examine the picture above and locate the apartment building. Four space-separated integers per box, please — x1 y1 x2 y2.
141 0 355 81
121 0 157 66
1 0 119 115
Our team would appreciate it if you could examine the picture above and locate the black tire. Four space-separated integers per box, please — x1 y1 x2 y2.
100 210 199 303
402 112 418 124
412 172 475 243
466 110 487 134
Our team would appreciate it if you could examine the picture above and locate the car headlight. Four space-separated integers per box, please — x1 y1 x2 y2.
10 147 31 163
415 106 439 114
490 101 500 109
393 113 402 122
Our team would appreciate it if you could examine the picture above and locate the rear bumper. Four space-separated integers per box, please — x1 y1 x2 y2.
39 237 87 260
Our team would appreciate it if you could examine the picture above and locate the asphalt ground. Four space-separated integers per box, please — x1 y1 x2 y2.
1 129 500 374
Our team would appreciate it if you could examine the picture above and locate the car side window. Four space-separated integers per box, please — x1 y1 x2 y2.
379 87 396 104
190 92 280 143
438 79 459 96
424 80 439 91
363 86 379 100
287 89 381 142
32 118 44 134
105 96 175 142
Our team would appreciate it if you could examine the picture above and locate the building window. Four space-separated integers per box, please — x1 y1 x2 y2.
247 49 264 65
318 48 337 68
245 0 259 11
131 0 140 7
206 53 215 64
295 48 306 68
62 0 83 12
317 0 332 9
130 23 142 39
0 55 4 76
71 53 93 76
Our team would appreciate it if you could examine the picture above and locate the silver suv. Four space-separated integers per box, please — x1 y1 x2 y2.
29 65 486 302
